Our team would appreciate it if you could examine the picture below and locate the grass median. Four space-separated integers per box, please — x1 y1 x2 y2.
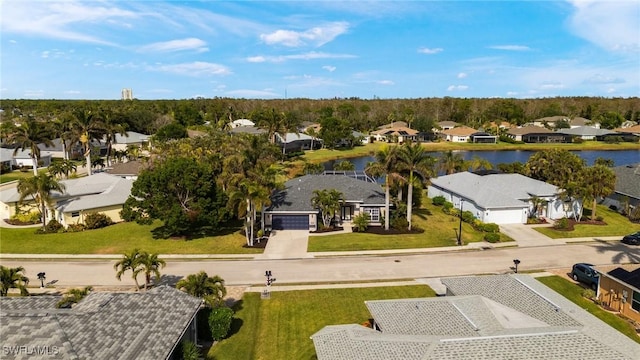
207 285 435 360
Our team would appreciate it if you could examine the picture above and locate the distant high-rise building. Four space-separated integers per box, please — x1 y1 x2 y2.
121 88 133 100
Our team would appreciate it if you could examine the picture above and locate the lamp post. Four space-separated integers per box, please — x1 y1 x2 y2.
457 199 464 246
37 272 46 288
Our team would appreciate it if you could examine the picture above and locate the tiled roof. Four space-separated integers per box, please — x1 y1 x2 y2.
614 124 640 134
556 126 615 136
0 286 202 360
105 160 145 176
441 126 478 137
312 274 640 360
429 172 559 209
230 126 267 135
507 125 553 135
268 174 385 212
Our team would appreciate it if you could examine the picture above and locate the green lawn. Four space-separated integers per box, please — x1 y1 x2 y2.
535 205 640 239
537 276 640 343
207 285 435 360
308 202 512 252
0 221 261 255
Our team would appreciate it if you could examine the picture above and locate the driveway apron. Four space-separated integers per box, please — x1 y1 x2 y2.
259 230 310 259
499 223 559 247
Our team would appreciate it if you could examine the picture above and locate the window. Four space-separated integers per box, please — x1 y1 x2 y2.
363 208 380 222
71 211 80 218
632 291 640 312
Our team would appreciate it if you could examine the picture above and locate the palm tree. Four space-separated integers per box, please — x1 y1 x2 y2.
176 271 227 307
8 116 54 175
103 111 128 166
135 252 166 290
51 113 76 161
397 142 436 230
114 249 143 291
56 286 92 308
365 145 400 230
311 189 344 228
469 155 493 172
17 174 65 229
71 109 105 176
439 150 467 175
582 165 616 221
0 265 29 296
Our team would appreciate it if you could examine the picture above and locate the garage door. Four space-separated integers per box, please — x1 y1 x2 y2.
272 215 309 230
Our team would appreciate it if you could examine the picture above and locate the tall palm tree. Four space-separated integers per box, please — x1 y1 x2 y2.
176 271 227 307
582 165 616 221
0 265 29 296
8 116 54 175
397 142 436 230
439 150 467 175
469 155 493 172
135 252 166 290
103 111 128 167
365 145 400 230
71 109 105 176
114 249 143 291
311 189 344 228
51 113 76 161
17 174 65 229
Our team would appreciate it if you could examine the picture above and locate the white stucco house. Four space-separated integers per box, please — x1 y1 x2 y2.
428 172 573 224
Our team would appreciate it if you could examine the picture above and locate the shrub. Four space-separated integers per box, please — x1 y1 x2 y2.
66 223 85 232
352 212 370 232
84 213 113 230
572 137 584 144
582 288 596 300
484 233 500 243
595 216 604 222
629 207 640 223
181 341 200 360
44 219 64 233
554 217 570 230
209 306 234 341
10 211 41 225
461 211 475 223
391 216 408 231
482 223 500 233
432 196 446 206
442 201 453 214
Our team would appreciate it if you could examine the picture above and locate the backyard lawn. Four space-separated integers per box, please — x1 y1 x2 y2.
0 221 260 255
207 285 435 360
308 202 513 252
535 205 640 239
537 276 640 344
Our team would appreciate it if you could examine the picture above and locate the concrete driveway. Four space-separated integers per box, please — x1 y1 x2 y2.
258 230 310 259
499 223 559 247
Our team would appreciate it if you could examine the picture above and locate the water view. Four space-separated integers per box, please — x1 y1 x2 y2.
324 149 640 171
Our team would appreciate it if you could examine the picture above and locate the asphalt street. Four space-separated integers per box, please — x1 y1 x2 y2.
2 241 638 288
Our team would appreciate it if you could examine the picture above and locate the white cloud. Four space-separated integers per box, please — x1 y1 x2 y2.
24 90 44 97
446 85 468 91
225 89 281 98
41 51 50 59
138 38 209 53
64 90 81 94
568 0 640 53
377 80 394 85
149 62 231 76
488 45 531 51
506 91 518 96
584 74 625 85
418 47 443 54
539 82 565 90
322 65 336 72
457 72 467 79
245 52 356 63
260 22 349 47
9 40 17 44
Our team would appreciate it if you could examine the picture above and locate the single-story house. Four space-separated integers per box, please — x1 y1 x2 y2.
370 127 418 143
594 265 640 323
0 173 133 227
312 274 640 360
531 115 570 128
110 131 151 151
0 147 17 170
299 121 321 134
9 148 53 169
230 126 268 136
378 121 408 130
556 126 616 140
264 174 385 231
439 126 497 143
506 125 572 143
229 118 255 128
275 132 322 152
0 286 203 359
603 163 640 211
614 124 640 138
434 120 460 132
570 117 599 128
428 172 570 224
105 160 146 180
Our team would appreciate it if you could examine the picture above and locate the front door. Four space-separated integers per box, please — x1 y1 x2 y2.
341 206 352 221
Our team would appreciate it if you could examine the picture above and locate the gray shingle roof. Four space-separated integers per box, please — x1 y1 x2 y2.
613 163 640 200
429 172 559 209
268 174 385 212
312 274 640 360
0 286 202 360
556 126 615 136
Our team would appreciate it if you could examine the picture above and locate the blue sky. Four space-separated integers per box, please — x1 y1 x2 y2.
1 1 638 100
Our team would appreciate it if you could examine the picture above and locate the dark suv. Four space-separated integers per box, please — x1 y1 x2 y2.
571 263 599 290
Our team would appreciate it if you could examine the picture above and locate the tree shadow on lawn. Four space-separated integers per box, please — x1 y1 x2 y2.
592 238 640 264
151 221 244 240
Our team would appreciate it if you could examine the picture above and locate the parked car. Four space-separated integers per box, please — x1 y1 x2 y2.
571 263 599 290
621 231 640 245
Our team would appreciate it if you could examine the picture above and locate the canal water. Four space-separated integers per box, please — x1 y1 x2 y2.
323 149 640 171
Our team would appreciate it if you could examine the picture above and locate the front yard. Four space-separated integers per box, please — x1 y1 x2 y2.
0 221 261 255
207 285 435 360
308 202 513 252
535 205 640 239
